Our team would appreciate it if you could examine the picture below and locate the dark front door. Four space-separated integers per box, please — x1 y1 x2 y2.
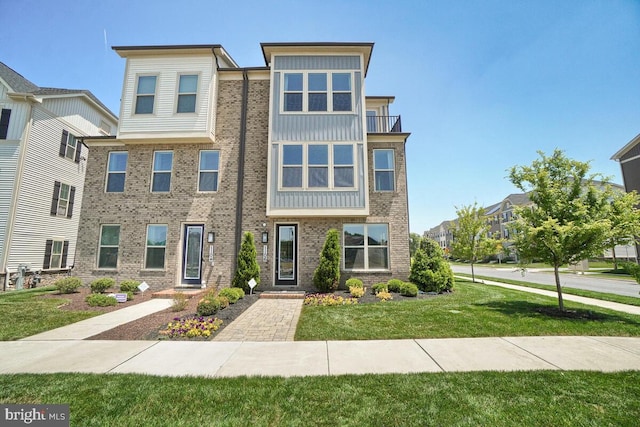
275 224 297 286
182 224 204 285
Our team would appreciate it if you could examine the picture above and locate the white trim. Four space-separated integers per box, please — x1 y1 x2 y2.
279 70 354 114
342 223 390 272
144 224 168 270
174 72 200 115
150 150 173 193
105 151 128 193
373 148 396 192
97 224 120 270
197 149 220 192
133 74 158 116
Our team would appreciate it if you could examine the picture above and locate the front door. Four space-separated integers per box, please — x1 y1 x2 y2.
275 224 297 286
182 224 204 285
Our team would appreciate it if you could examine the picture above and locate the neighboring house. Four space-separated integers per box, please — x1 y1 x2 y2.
0 62 118 290
611 133 640 261
74 42 411 291
424 220 455 253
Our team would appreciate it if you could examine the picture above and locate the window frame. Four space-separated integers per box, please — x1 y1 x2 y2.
98 224 120 269
151 150 173 193
198 150 220 192
373 149 396 192
50 181 75 218
176 73 199 114
105 151 128 193
134 74 158 115
145 224 168 270
342 223 390 271
280 71 354 114
279 143 356 191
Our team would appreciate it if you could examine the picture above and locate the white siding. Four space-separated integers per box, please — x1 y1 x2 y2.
43 97 117 136
6 106 86 272
0 142 20 265
118 55 216 138
0 82 8 100
0 100 30 141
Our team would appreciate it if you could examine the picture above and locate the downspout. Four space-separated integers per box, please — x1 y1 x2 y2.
234 70 249 264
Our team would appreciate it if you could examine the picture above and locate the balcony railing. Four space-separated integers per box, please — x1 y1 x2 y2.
366 115 402 133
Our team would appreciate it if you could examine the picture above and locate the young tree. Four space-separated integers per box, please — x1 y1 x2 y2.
409 232 422 258
605 190 640 269
451 203 501 282
508 150 613 311
313 229 341 292
232 232 260 292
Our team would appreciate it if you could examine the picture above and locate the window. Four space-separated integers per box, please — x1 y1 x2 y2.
282 72 353 112
374 149 395 191
59 130 81 163
50 181 75 218
0 109 11 139
343 224 389 270
281 143 355 190
151 151 173 192
177 74 198 113
145 224 167 269
366 110 377 132
98 225 120 268
198 150 219 191
43 239 68 270
106 152 128 193
135 75 157 114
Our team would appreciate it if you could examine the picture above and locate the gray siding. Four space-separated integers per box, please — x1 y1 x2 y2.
0 142 20 264
273 55 360 71
270 144 365 209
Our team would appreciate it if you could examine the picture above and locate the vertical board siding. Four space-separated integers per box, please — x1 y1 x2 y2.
43 98 117 136
273 56 360 71
0 101 30 141
119 55 215 135
0 142 20 262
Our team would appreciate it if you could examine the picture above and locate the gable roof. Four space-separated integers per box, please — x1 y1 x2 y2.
0 61 39 93
611 133 640 161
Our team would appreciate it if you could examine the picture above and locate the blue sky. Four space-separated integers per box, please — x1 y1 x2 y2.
3 0 639 233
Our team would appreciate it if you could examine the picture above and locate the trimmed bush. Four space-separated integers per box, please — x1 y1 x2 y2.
232 232 261 293
387 279 404 293
90 278 115 294
372 283 388 295
120 280 140 294
399 282 419 297
197 296 230 316
86 294 117 307
54 277 82 294
410 239 455 293
125 291 134 301
313 229 341 292
219 288 243 304
345 278 363 289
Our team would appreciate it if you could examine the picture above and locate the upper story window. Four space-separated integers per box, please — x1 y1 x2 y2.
135 75 157 114
151 151 173 193
59 130 81 163
373 149 395 192
0 109 11 139
281 143 355 190
282 72 353 113
50 181 75 218
198 150 219 192
177 74 198 113
106 151 128 193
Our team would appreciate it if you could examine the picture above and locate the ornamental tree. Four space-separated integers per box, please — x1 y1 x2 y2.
313 229 341 292
232 232 260 292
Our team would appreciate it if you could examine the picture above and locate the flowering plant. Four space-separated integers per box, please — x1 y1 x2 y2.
375 291 393 301
304 293 359 306
161 316 223 338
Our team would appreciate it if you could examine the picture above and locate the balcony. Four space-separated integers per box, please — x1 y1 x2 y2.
366 115 402 133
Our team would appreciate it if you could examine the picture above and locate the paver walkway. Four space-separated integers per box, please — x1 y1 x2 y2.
214 299 303 341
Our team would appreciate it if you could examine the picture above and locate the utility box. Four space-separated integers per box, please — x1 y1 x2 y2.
15 264 30 290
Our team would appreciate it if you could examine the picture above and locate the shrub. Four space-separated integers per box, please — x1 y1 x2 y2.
371 283 388 295
86 294 117 307
345 278 363 289
349 286 365 298
120 280 140 294
172 292 188 312
303 293 358 306
399 282 419 297
219 287 243 304
622 262 640 284
54 277 82 294
387 279 404 293
376 291 393 301
125 291 134 301
313 229 341 292
232 232 261 293
410 240 455 293
161 316 223 338
196 296 230 316
90 278 115 294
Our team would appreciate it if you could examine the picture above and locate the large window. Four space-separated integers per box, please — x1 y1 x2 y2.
281 143 354 189
282 72 353 112
145 224 167 269
343 224 389 270
151 151 173 193
135 75 157 114
50 181 75 218
98 225 120 269
106 151 128 193
198 150 219 192
177 74 198 113
373 149 395 191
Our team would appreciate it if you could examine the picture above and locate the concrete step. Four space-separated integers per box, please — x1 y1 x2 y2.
259 291 306 299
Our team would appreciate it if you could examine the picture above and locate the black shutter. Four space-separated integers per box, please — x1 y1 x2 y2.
0 109 10 139
61 241 69 268
50 181 60 215
74 140 82 163
43 240 53 269
67 186 75 218
59 130 68 157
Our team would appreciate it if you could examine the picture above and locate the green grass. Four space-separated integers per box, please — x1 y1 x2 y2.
457 273 640 307
1 371 639 426
295 281 640 341
0 286 98 340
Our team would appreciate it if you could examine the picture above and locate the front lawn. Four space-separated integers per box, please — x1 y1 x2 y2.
0 286 98 340
295 281 640 341
0 371 638 426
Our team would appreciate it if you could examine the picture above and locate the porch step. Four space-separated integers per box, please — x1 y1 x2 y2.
259 291 306 300
152 288 207 299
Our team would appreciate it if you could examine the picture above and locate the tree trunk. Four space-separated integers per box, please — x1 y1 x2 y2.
554 265 565 311
471 262 475 283
612 246 618 270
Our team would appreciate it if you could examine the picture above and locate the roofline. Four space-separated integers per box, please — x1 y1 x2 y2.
36 91 118 121
611 132 640 161
112 44 238 68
